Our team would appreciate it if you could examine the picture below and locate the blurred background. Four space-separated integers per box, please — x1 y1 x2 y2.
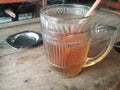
0 0 120 23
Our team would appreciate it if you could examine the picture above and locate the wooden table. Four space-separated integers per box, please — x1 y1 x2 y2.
0 9 120 90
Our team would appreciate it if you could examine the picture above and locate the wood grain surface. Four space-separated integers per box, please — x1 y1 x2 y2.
0 0 38 4
0 9 120 90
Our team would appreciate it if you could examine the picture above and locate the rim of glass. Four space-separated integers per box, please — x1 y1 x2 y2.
40 4 96 21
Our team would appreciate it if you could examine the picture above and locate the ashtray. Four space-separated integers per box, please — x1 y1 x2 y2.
114 42 120 53
6 31 43 49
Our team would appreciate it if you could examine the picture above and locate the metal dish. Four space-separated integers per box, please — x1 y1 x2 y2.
6 31 43 49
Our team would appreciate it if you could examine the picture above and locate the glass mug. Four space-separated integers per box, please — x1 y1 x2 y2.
40 4 117 77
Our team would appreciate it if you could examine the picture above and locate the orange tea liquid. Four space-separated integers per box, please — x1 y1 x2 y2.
44 33 90 77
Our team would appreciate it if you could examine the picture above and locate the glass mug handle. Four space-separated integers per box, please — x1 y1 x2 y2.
84 25 118 67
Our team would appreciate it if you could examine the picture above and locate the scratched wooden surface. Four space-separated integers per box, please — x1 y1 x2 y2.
0 9 120 90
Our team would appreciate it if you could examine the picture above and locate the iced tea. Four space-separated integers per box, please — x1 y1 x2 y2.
43 33 90 77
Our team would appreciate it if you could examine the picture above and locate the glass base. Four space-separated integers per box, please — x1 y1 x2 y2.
49 63 82 78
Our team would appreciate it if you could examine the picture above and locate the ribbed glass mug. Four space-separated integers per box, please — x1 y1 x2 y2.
40 4 117 77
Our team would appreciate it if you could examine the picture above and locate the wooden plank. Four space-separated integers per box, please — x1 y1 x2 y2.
101 0 120 9
0 0 37 4
34 0 40 17
100 8 120 15
42 0 47 8
0 18 40 30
